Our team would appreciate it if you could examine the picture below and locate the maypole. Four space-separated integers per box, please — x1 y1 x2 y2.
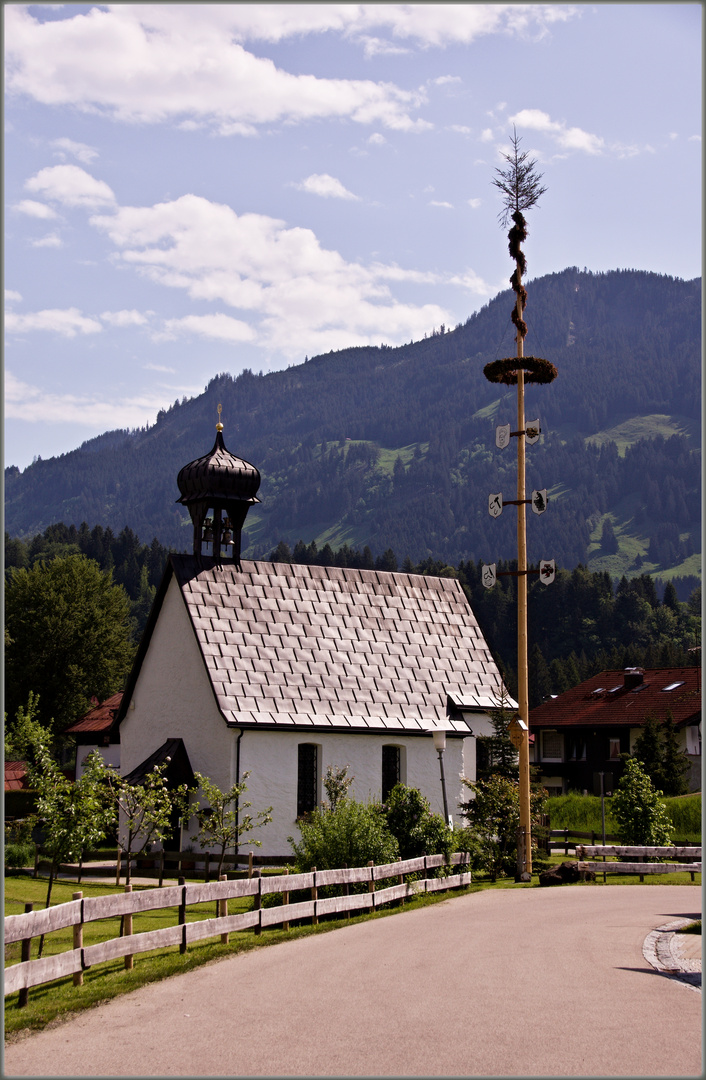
482 129 557 880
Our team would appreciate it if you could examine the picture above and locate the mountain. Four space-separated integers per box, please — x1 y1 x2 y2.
5 268 701 582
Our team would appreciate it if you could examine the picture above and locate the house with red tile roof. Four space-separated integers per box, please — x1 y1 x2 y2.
112 421 511 856
4 761 30 791
65 692 123 777
529 666 701 796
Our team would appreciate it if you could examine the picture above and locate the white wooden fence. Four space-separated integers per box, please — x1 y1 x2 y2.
5 853 471 999
576 845 701 882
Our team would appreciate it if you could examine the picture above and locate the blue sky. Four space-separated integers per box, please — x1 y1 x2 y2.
4 3 702 471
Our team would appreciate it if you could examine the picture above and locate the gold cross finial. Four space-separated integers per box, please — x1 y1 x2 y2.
216 403 223 432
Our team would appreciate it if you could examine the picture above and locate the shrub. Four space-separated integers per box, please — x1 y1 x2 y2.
5 842 35 870
288 798 399 874
382 784 454 869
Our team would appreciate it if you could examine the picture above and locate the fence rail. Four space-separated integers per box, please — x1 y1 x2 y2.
5 853 470 1000
576 844 701 882
32 846 292 885
547 829 696 855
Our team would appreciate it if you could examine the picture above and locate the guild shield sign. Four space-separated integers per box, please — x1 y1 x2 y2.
531 489 548 515
539 559 556 585
495 423 511 450
488 493 503 518
525 419 541 445
481 563 497 589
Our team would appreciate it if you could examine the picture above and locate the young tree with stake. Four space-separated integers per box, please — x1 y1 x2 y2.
192 772 273 878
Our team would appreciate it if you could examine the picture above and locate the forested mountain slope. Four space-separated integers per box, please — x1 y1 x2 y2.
5 268 701 578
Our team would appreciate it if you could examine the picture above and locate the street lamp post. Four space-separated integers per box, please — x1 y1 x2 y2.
431 728 450 825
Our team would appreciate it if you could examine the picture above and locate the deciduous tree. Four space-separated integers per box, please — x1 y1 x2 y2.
5 555 135 735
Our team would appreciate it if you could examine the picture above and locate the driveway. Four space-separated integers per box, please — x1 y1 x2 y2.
4 884 701 1077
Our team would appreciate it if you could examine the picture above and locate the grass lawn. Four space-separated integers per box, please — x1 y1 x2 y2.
4 862 701 1039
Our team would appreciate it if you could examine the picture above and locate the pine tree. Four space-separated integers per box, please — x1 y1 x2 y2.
632 713 663 782
655 711 689 796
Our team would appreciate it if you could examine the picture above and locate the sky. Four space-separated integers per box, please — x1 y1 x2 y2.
4 3 702 471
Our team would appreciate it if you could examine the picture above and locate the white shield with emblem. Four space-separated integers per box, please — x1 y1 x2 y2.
495 423 511 449
531 489 548 515
539 559 555 585
488 493 503 518
481 563 497 589
525 419 541 445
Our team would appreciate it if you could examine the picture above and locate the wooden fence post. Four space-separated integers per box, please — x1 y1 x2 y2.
253 870 262 936
398 866 405 908
248 851 254 879
204 851 210 883
178 876 187 954
343 863 350 920
18 902 34 1008
368 860 375 909
123 885 134 970
77 856 83 886
72 891 84 985
219 873 229 944
115 846 122 887
282 868 290 932
311 866 318 926
564 828 569 857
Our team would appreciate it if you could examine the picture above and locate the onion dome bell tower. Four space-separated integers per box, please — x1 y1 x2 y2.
176 405 260 569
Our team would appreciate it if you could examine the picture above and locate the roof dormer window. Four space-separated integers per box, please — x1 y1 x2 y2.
662 681 685 692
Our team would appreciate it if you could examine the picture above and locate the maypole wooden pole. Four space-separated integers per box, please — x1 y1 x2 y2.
515 282 532 880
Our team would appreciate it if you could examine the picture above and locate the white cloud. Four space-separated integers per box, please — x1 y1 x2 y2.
158 313 257 344
4 370 165 430
433 75 462 85
100 309 149 327
368 133 387 146
480 128 495 142
144 362 176 374
467 198 482 209
30 232 63 249
84 189 460 358
4 6 432 134
5 307 103 337
509 108 604 155
25 165 116 208
429 200 454 209
294 174 360 201
449 125 472 135
13 199 59 219
51 137 98 164
688 134 701 142
5 290 22 303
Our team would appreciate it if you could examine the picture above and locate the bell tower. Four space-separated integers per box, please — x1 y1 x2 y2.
176 405 261 568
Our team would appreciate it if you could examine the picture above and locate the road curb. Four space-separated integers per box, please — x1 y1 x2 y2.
642 918 701 992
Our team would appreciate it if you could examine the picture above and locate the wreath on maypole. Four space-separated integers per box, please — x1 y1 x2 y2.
484 356 558 385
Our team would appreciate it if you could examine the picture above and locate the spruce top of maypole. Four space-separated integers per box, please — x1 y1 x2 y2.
484 127 557 387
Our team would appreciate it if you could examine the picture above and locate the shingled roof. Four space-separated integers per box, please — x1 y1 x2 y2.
120 554 506 736
529 667 700 730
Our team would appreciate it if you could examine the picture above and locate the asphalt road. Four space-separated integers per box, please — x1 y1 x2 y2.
4 884 701 1078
